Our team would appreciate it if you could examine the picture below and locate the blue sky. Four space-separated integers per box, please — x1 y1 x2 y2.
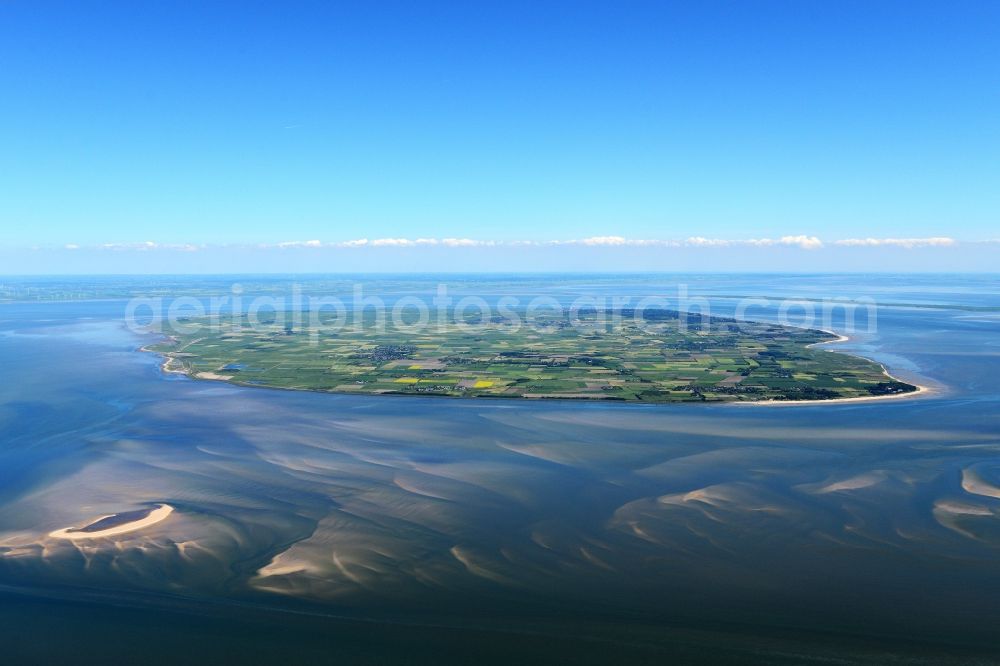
1 1 997 272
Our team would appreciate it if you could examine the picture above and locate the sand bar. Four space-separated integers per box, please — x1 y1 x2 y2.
48 504 174 540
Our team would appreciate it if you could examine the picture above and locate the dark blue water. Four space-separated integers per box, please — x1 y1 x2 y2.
1 275 998 664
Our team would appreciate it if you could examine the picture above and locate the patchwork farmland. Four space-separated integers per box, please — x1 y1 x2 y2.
149 309 916 403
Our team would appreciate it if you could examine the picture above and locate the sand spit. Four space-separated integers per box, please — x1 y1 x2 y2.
48 504 174 540
738 329 933 407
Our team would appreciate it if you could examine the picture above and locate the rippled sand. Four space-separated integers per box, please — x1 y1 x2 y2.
3 294 1000 654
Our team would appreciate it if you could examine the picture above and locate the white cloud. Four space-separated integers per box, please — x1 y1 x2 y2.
441 237 491 247
685 236 732 247
555 237 678 247
277 240 323 248
68 235 973 253
366 237 493 247
833 237 956 249
683 235 822 249
578 236 628 246
90 241 201 252
371 238 418 247
778 235 824 250
101 241 159 251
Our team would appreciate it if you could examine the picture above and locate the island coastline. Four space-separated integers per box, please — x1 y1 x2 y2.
140 337 930 407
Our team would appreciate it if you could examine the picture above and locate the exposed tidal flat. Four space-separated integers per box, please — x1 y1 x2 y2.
48 503 173 539
1 275 999 664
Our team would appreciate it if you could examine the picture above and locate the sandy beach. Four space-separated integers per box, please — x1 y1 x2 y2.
48 504 174 540
740 329 934 407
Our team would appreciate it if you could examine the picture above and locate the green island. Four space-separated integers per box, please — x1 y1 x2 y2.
147 309 918 403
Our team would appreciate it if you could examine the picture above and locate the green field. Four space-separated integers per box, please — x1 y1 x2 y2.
148 309 916 403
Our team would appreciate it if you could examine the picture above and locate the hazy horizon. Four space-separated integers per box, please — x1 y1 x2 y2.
2 241 997 274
